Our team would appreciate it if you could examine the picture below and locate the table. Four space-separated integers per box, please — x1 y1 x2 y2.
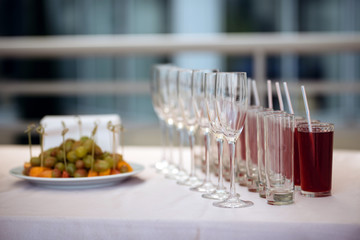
0 145 359 240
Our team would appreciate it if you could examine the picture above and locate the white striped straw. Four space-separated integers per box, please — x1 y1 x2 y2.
267 80 273 109
252 80 260 106
283 82 294 114
247 78 252 106
275 82 284 111
301 86 312 132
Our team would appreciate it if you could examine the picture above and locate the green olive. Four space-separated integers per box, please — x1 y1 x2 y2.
64 139 75 152
94 145 103 157
66 163 76 177
75 159 85 169
55 162 65 171
104 156 114 168
52 169 62 178
80 136 89 143
56 149 64 162
75 146 87 158
74 169 88 178
94 160 110 172
44 156 56 168
82 139 94 153
66 151 77 163
83 155 94 169
71 141 82 151
30 157 40 167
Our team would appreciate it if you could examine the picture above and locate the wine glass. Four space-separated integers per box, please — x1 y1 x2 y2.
167 67 189 182
177 69 202 187
213 72 253 208
156 65 179 177
190 70 217 193
151 64 171 171
202 72 230 200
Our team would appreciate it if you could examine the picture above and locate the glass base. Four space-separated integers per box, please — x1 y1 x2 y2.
175 171 189 183
164 167 180 180
202 188 229 200
153 161 168 171
301 190 331 197
295 185 301 191
190 181 216 193
238 174 247 187
258 183 266 198
177 176 202 187
213 195 253 208
247 178 259 192
267 191 294 205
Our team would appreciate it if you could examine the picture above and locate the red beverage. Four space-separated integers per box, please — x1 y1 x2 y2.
293 128 300 187
298 123 334 197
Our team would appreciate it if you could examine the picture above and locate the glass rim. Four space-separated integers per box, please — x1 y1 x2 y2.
297 122 334 132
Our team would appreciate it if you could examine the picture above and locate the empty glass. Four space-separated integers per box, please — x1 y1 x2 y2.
168 68 189 181
264 113 295 205
151 64 172 171
177 69 202 187
213 72 253 208
202 72 229 200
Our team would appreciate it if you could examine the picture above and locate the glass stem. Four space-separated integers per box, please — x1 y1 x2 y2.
160 119 166 162
168 123 174 165
228 140 237 197
204 130 211 182
217 137 225 189
178 127 184 171
189 132 196 177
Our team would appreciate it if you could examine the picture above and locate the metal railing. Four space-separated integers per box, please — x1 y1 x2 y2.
0 33 360 95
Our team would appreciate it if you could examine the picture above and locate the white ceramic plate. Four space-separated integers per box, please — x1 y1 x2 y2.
9 162 145 189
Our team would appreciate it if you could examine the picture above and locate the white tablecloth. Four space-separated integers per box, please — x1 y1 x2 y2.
0 145 359 240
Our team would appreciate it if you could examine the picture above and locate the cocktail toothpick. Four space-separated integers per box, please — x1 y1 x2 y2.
107 121 117 170
24 123 36 160
36 125 45 168
75 115 82 138
90 122 99 171
61 121 69 169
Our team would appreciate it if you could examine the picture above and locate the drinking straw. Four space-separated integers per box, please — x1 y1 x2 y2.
251 80 260 106
283 82 294 114
275 82 284 111
301 86 312 132
267 80 273 109
247 78 252 106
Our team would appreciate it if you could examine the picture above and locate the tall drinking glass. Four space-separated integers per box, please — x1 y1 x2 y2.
264 113 295 205
178 69 202 187
151 64 172 171
257 109 281 198
202 72 229 200
158 65 178 176
191 70 217 193
167 68 188 181
213 72 253 208
245 105 262 192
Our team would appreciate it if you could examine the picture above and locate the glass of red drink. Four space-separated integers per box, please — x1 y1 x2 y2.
297 123 334 197
294 118 320 190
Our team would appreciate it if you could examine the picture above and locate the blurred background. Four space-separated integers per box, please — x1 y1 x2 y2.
0 0 359 149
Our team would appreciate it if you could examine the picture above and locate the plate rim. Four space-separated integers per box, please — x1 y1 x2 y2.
9 162 145 183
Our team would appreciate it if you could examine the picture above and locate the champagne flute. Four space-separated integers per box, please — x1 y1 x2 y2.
190 70 217 193
213 72 253 208
167 67 189 182
157 65 179 176
178 69 202 187
202 72 230 200
151 64 171 171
